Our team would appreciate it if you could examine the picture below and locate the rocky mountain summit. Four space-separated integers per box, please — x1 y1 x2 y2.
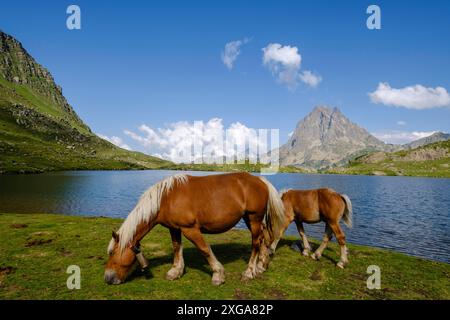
0 31 86 129
279 106 395 169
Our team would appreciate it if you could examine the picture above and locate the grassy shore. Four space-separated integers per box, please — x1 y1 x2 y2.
0 213 449 300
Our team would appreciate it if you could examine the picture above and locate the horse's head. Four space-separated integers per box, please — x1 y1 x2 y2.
104 231 148 284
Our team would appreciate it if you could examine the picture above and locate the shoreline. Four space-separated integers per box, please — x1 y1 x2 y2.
1 166 450 179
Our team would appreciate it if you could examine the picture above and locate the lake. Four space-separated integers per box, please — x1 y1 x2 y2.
0 170 449 263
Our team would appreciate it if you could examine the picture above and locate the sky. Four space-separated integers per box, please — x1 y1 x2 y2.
1 0 449 160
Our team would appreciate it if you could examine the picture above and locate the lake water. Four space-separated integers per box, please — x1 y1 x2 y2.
0 170 449 263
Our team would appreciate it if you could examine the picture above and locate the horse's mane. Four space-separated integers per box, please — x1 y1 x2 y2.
108 174 188 253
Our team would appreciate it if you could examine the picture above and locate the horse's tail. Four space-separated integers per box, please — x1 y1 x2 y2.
340 194 353 228
259 177 285 246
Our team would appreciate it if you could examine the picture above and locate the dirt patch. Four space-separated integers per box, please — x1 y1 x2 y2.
86 255 104 260
10 223 28 229
59 247 72 257
25 231 56 247
267 288 287 300
349 272 366 281
0 266 16 276
234 288 250 300
0 266 17 287
25 238 53 247
309 269 324 281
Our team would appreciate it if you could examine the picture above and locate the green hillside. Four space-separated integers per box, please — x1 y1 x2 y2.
0 30 171 173
329 139 450 178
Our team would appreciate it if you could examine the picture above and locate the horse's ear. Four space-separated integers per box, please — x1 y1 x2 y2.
112 231 119 241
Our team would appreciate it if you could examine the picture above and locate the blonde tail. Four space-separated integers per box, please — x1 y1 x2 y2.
340 194 353 228
259 177 285 246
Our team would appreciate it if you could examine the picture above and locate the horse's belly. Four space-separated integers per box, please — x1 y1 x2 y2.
198 211 243 234
299 211 321 224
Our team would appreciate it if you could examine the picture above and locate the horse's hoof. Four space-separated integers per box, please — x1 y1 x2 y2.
166 267 183 281
241 270 254 281
302 250 310 257
212 272 225 286
255 263 266 274
336 261 345 269
311 253 320 260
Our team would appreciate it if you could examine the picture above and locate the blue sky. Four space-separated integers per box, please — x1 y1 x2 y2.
1 0 449 157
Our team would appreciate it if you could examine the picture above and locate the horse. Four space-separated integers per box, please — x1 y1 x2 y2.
270 188 353 268
104 172 285 285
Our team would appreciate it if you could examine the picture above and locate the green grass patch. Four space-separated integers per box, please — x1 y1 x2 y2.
0 213 448 300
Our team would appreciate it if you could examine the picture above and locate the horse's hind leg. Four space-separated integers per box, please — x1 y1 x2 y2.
311 224 333 260
328 222 348 268
181 227 225 285
295 220 311 256
166 228 185 281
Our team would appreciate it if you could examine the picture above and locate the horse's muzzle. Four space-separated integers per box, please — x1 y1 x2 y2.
104 269 122 285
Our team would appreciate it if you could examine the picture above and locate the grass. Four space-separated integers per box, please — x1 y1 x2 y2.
328 140 450 178
0 213 449 300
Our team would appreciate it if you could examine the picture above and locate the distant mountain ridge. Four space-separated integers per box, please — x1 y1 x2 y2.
0 30 170 173
403 132 450 150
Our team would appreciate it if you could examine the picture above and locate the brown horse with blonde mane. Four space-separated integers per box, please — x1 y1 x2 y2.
104 172 284 285
271 188 353 268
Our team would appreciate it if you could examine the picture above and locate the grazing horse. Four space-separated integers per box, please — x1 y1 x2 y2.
271 188 353 268
104 172 284 285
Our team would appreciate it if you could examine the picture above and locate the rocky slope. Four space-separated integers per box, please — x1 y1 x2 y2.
331 139 450 178
0 30 171 173
403 132 450 150
279 106 396 169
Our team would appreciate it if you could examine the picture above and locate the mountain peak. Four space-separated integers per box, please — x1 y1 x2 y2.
280 106 389 169
0 30 88 131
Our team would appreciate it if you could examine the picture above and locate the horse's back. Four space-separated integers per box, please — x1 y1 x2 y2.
157 172 268 232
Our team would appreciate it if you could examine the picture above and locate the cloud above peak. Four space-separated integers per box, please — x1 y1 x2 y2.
221 38 249 70
262 43 321 89
369 82 450 109
372 130 437 144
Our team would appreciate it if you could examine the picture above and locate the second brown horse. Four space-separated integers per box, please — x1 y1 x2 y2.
271 188 353 268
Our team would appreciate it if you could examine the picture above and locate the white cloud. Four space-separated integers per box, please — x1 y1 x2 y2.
262 43 301 89
98 134 131 150
221 38 249 70
299 70 322 87
262 43 321 89
124 118 269 163
369 82 450 109
397 120 406 126
371 130 436 144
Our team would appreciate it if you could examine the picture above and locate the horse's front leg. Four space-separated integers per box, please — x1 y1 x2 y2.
295 221 311 256
181 227 225 285
166 228 185 280
242 215 264 280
